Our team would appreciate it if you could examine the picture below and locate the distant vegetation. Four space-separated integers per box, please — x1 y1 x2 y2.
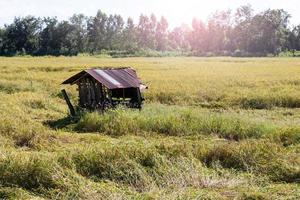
1 4 300 57
0 56 300 199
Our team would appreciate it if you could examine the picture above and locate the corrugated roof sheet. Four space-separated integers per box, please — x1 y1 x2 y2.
62 68 141 89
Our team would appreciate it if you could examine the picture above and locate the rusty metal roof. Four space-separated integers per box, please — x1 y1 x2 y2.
62 68 141 89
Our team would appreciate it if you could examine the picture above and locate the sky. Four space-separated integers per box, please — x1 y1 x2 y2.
1 0 300 27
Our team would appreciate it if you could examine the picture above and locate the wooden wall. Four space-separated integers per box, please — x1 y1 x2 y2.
77 76 106 109
76 76 142 110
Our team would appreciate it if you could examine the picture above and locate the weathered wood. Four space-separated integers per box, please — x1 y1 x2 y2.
71 75 144 111
62 68 146 111
122 88 125 102
90 81 96 107
86 79 92 107
136 88 142 110
78 81 84 107
93 82 99 103
99 83 103 98
61 89 76 116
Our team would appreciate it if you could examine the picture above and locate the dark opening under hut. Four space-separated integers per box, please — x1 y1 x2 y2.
62 67 147 113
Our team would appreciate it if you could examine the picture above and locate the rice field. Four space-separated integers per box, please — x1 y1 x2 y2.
0 56 300 199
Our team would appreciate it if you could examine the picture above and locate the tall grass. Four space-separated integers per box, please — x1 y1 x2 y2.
239 94 300 109
1 56 300 199
203 140 300 182
2 56 300 109
0 152 61 190
75 106 276 140
0 117 52 149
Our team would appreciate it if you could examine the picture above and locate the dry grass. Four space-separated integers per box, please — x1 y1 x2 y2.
0 56 300 199
2 56 300 108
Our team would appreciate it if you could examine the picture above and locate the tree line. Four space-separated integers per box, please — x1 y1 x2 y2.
0 4 300 57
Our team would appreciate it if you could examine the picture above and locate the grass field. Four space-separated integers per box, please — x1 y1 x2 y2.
0 56 300 199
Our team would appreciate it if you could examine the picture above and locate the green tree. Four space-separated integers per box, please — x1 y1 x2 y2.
121 17 138 53
106 14 124 50
188 18 208 54
1 16 41 55
287 25 300 56
39 18 77 55
56 21 77 55
155 16 169 51
169 24 190 51
149 14 157 49
137 14 157 49
0 28 4 54
87 10 108 53
69 14 88 53
38 17 59 55
232 4 254 52
248 9 290 55
0 6 296 56
137 15 150 49
207 10 232 53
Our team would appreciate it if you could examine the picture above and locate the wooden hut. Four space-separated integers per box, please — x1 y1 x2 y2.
62 67 147 111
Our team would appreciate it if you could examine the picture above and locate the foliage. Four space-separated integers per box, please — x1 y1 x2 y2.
0 5 300 56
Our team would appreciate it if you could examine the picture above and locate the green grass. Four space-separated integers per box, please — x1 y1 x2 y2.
0 56 300 199
75 106 277 140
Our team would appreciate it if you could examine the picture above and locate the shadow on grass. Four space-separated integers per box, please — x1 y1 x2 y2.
44 116 78 130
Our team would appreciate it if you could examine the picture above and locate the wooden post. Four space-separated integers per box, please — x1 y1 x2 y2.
108 90 113 108
61 89 76 117
136 88 142 110
122 88 125 104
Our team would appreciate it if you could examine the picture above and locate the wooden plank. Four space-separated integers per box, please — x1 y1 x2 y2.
136 88 142 110
94 82 101 106
86 78 91 107
61 89 76 116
